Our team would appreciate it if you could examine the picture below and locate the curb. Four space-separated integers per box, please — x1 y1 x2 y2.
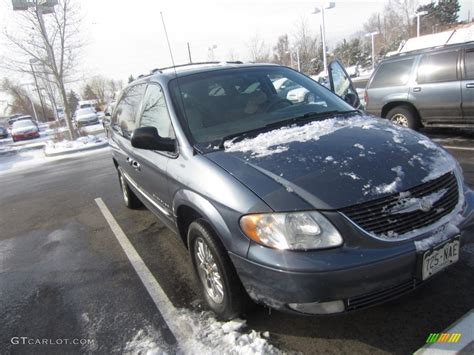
0 143 47 156
43 141 109 157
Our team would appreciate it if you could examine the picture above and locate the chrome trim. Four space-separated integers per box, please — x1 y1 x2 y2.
121 170 170 216
339 171 464 242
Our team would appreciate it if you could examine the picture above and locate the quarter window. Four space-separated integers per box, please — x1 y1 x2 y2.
369 59 414 88
113 84 146 138
464 50 474 80
417 51 458 83
139 84 175 139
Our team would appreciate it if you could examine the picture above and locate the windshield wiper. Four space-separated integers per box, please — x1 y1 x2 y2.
218 109 360 149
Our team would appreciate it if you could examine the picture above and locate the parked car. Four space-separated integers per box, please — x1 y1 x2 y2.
74 108 100 127
365 42 474 130
106 62 473 320
0 126 8 139
11 119 40 142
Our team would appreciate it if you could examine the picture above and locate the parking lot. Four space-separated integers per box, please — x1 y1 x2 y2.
0 128 473 354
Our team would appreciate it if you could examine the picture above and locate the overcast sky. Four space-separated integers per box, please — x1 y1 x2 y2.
0 0 472 107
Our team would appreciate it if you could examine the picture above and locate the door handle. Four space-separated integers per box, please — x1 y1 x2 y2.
466 83 474 88
413 87 421 92
132 161 140 171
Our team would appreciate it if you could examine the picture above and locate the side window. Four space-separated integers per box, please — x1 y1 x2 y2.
369 59 414 88
464 50 474 80
417 51 458 84
114 84 146 138
139 84 175 140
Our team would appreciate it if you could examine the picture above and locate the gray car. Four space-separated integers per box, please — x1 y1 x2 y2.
106 62 474 320
365 42 474 130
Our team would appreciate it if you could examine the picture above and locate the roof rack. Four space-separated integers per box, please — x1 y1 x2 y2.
388 40 474 58
154 61 243 73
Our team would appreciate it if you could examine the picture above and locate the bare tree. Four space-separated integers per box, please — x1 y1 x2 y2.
292 17 321 74
2 0 83 139
247 33 271 63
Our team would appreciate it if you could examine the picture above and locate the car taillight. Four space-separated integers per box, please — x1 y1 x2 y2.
364 90 368 107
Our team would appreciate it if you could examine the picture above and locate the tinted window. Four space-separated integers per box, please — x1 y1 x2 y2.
417 51 458 83
139 84 175 139
465 50 474 80
170 67 353 144
113 84 146 138
370 59 414 88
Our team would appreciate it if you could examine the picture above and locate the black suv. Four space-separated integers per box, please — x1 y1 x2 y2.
105 62 473 319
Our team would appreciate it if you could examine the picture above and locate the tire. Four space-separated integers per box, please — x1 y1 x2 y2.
118 169 143 209
386 105 420 130
188 220 247 320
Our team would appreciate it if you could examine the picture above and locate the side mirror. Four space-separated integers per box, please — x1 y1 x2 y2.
131 126 175 152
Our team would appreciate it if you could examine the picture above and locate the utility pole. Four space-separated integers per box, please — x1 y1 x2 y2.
187 42 192 63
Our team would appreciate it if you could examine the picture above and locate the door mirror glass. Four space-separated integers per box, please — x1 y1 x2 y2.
131 126 175 152
328 59 361 108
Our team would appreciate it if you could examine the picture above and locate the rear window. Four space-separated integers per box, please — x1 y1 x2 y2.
369 58 414 89
417 50 458 83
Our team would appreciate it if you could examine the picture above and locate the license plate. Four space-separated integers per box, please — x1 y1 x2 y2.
422 236 460 280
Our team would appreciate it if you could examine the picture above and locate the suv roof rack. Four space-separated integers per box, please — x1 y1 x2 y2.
152 61 244 73
388 40 474 59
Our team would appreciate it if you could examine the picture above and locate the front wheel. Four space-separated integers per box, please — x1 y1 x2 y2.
118 169 142 209
386 105 420 130
188 220 247 320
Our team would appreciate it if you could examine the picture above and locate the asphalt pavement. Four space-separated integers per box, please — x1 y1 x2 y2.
0 130 473 354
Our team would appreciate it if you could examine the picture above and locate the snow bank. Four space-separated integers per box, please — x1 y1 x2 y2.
224 115 377 158
124 310 279 355
175 309 278 355
44 135 106 156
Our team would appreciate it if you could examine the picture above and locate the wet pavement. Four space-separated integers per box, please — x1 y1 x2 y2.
0 131 473 354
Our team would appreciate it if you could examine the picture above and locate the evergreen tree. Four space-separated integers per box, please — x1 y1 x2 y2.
128 75 135 84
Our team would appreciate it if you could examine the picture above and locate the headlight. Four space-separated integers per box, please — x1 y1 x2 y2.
240 212 343 250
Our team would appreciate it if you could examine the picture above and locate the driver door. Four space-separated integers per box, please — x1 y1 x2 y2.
328 59 361 108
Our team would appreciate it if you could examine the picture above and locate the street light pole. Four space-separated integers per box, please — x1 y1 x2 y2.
414 11 428 37
365 31 379 70
312 2 335 74
296 47 301 72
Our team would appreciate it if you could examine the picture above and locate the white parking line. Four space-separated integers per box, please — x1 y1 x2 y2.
94 197 189 345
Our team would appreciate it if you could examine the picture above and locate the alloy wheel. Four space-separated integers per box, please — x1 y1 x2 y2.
390 113 409 127
195 238 225 304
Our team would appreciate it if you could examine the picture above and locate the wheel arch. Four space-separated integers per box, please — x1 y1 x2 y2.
173 190 232 251
381 101 421 122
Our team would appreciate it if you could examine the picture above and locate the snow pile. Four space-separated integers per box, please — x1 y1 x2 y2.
175 309 279 355
373 166 404 194
387 189 448 214
124 327 171 355
224 115 377 158
44 135 106 155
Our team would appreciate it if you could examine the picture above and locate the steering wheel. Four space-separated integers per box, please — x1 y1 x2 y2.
265 98 293 112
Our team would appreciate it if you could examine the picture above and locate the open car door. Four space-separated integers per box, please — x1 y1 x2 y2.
327 59 361 109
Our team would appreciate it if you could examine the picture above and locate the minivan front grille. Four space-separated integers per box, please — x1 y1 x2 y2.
340 172 459 238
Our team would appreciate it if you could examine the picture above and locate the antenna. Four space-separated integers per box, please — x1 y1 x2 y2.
159 12 193 151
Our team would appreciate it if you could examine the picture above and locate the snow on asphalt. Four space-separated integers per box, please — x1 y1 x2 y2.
0 146 110 175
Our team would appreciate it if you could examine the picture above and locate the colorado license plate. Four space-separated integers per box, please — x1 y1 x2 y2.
422 236 460 280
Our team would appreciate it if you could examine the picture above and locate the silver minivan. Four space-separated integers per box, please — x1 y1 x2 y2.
365 42 474 130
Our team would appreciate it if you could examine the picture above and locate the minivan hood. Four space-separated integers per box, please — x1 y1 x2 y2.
204 115 457 210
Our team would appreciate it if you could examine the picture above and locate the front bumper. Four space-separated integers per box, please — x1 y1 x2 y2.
231 187 474 314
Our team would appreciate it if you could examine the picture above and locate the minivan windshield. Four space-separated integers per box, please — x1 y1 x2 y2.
169 66 355 144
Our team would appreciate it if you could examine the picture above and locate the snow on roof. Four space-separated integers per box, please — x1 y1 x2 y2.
397 24 474 54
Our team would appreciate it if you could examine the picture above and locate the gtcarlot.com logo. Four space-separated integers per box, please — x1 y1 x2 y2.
426 333 462 344
11 337 95 346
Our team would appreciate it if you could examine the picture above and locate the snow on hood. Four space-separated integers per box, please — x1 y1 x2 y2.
207 115 459 210
224 115 376 158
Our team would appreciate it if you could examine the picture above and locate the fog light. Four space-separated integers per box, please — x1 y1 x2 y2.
287 300 345 314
